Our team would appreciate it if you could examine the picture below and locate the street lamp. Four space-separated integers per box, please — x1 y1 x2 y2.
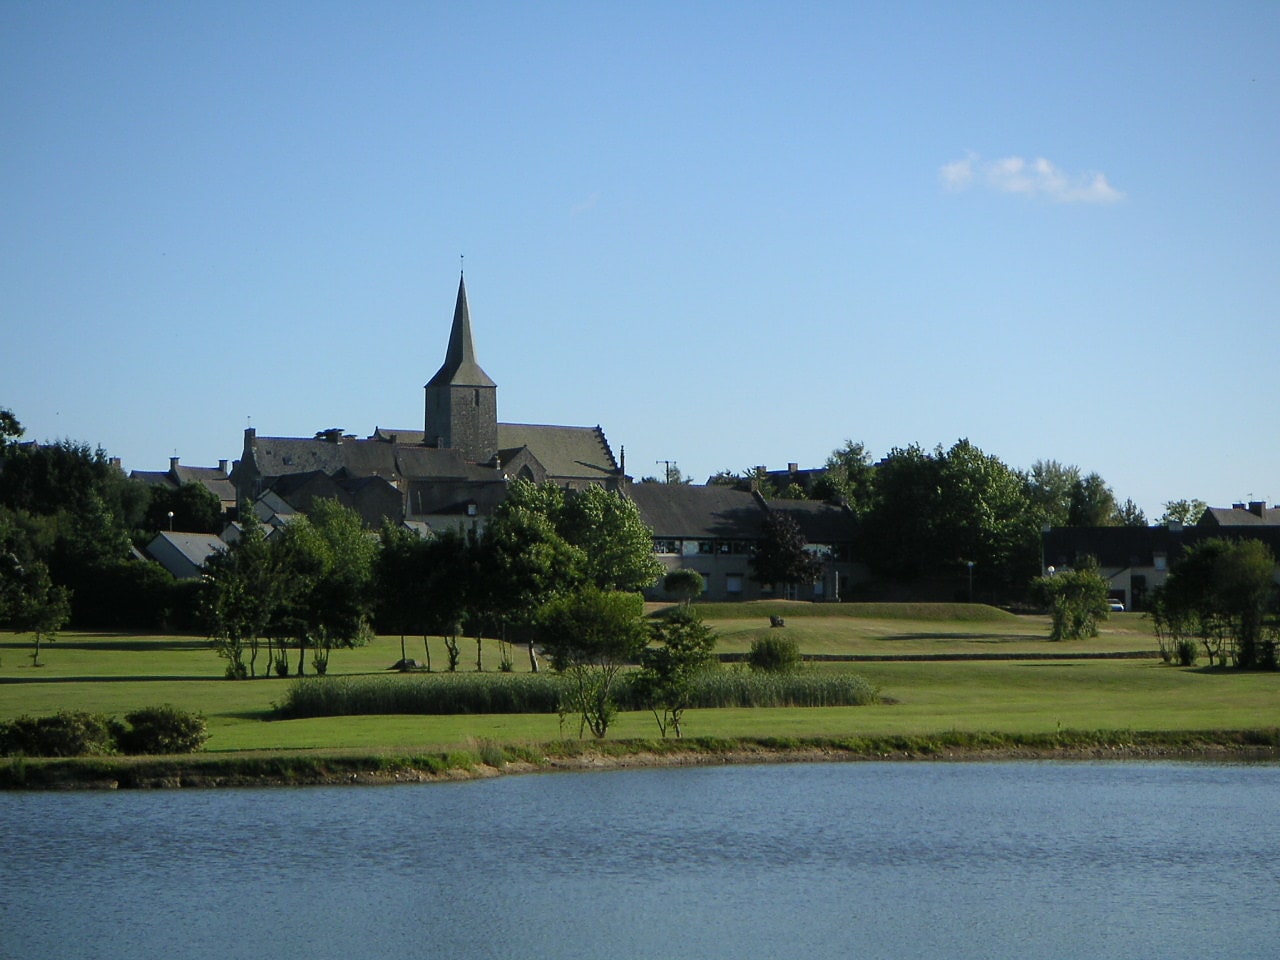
966 560 975 603
167 511 174 532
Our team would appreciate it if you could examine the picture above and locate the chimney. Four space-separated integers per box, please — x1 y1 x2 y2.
170 456 180 472
218 459 228 474
1248 501 1266 517
788 462 799 473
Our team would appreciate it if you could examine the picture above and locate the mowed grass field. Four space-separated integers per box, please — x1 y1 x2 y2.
1 602 1277 754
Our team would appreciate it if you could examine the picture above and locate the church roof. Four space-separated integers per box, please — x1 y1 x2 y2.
425 274 496 389
497 423 618 481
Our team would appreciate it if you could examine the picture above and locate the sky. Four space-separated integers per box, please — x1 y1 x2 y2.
2 2 1277 519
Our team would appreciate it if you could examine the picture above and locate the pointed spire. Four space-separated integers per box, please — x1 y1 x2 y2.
427 272 496 388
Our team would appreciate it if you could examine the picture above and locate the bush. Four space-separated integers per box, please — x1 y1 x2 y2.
0 711 122 757
747 635 801 673
1176 638 1198 667
119 705 208 754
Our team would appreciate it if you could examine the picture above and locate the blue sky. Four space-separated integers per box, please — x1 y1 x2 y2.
3 2 1277 518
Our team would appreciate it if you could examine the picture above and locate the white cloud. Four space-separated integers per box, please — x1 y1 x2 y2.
940 152 1124 203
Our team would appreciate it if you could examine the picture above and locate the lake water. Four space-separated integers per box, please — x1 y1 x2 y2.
1 761 1276 960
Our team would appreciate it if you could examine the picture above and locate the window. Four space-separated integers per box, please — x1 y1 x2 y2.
726 575 744 595
654 539 679 555
697 540 715 555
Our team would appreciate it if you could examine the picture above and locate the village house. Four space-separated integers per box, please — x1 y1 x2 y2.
1041 500 1280 611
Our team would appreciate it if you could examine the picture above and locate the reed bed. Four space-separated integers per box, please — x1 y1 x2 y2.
276 668 878 719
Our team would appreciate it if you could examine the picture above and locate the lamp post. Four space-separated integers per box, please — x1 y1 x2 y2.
966 560 975 603
167 511 174 532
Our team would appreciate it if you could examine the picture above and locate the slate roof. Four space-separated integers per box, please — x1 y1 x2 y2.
626 484 767 540
130 463 235 506
1043 523 1280 571
1200 504 1280 526
1043 526 1186 570
497 423 617 480
425 274 496 389
146 531 227 577
369 423 617 482
767 498 858 545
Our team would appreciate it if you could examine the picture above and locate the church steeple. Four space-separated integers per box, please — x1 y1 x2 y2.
424 272 499 462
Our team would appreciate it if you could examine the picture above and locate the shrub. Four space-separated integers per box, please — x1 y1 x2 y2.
747 635 801 673
1176 638 1198 667
119 705 208 754
0 711 122 757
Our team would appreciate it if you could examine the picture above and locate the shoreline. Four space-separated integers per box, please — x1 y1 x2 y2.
4 732 1277 791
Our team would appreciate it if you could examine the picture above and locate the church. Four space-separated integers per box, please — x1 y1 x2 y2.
230 274 626 528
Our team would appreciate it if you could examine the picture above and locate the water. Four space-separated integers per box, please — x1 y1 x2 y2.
1 761 1276 960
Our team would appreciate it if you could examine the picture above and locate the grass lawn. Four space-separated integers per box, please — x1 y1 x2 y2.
2 604 1277 756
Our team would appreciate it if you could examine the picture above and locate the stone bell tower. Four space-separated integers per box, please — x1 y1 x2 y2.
423 273 499 464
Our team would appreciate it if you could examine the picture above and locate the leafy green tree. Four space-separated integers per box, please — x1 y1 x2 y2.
1114 498 1147 528
375 522 427 666
1160 538 1277 668
1160 499 1207 527
662 568 704 606
534 587 647 738
1031 564 1110 641
1024 459 1080 528
812 441 876 516
750 511 822 599
856 443 941 579
270 500 377 675
557 484 663 592
145 481 223 534
934 439 1041 592
634 607 717 738
479 495 587 671
201 515 281 678
0 553 72 666
707 469 743 488
0 408 23 451
859 440 1040 591
1067 472 1121 527
419 528 475 672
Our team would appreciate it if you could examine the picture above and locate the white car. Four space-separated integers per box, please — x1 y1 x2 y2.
1108 600 1125 612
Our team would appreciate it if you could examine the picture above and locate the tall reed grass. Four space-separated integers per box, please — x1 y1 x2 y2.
276 668 878 718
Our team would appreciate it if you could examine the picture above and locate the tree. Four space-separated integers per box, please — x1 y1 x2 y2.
1030 563 1110 641
750 511 822 599
1024 459 1081 528
1160 499 1207 527
418 528 475 672
145 481 223 534
0 408 22 451
480 493 587 671
662 569 704 606
1159 538 1277 668
812 441 876 517
201 515 281 678
634 607 717 738
534 587 647 738
0 553 72 666
557 484 663 592
375 522 426 666
859 440 1040 591
1067 473 1121 527
270 500 377 675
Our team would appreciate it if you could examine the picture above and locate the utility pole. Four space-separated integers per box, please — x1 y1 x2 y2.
655 460 676 484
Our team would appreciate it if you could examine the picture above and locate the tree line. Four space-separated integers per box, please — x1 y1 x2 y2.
698 439 1206 597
